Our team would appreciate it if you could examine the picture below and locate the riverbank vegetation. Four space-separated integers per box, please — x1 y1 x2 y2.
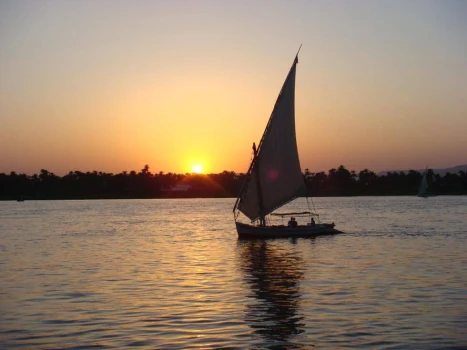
1 165 466 200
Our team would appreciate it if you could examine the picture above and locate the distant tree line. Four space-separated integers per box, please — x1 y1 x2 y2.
1 164 466 200
305 165 467 196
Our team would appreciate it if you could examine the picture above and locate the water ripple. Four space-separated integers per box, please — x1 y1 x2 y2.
1 197 466 349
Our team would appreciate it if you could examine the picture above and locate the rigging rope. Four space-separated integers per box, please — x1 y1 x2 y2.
306 196 321 223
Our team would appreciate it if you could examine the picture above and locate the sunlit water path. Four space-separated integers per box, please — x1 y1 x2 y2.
1 197 466 349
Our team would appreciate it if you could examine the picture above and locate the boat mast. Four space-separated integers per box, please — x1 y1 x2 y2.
252 142 265 226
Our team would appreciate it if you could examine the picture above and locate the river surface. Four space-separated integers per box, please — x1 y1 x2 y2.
1 197 466 349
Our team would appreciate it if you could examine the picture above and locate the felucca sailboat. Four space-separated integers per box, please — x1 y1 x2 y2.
233 48 341 238
418 166 429 198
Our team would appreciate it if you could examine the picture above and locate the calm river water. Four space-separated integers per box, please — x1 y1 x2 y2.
1 197 466 349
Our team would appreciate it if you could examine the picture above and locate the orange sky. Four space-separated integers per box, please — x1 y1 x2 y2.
1 0 466 175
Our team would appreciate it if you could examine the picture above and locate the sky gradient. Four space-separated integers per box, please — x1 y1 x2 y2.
1 0 466 175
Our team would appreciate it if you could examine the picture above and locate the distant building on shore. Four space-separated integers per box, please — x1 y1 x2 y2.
161 184 191 192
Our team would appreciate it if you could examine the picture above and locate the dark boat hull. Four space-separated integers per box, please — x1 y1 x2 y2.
235 221 342 239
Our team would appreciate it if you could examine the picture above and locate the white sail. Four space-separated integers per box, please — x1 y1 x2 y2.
418 167 428 196
236 57 306 222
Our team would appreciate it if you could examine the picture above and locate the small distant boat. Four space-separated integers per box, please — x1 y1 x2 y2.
16 198 25 202
418 166 429 198
232 48 341 239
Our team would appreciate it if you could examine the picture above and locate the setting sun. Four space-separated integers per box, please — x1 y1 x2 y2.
192 165 203 174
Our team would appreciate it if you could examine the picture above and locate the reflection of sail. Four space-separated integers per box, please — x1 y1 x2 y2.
238 241 306 348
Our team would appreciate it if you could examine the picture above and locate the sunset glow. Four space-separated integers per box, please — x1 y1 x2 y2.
192 165 203 174
0 1 466 175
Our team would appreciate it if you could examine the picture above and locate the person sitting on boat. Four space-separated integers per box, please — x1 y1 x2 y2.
310 217 315 226
288 217 297 227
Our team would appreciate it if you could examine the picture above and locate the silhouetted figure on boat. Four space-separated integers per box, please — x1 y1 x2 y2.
288 217 297 227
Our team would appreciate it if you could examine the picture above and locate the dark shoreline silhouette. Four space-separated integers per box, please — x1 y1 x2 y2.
1 164 466 201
